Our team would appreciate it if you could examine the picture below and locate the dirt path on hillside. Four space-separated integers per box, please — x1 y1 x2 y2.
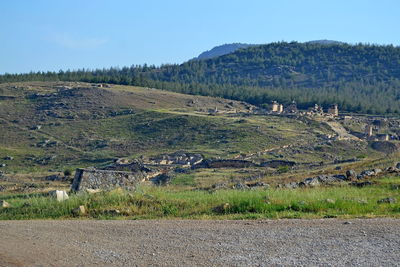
0 219 399 266
325 121 361 141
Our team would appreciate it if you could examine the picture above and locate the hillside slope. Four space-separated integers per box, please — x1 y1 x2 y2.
0 82 345 173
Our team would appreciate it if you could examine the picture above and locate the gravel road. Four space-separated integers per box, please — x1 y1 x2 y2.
0 219 399 266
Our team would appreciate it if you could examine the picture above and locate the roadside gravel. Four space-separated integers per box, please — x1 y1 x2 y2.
0 218 399 266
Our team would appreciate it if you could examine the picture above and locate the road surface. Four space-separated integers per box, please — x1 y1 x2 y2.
0 219 399 266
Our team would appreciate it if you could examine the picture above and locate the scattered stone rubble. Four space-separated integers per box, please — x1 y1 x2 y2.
279 164 400 189
149 152 203 166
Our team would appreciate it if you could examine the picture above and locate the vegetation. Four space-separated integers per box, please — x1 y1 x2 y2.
2 42 400 114
1 176 399 220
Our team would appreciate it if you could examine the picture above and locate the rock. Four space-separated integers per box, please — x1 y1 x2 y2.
247 182 270 189
86 188 103 194
349 181 373 187
284 182 299 189
396 162 400 169
301 177 320 187
105 209 121 216
4 156 13 160
377 197 396 204
357 169 377 180
0 200 10 208
232 183 249 190
346 170 357 180
373 168 382 175
325 199 336 204
49 190 69 202
213 203 230 214
385 167 398 173
0 164 6 168
72 205 86 216
45 175 63 181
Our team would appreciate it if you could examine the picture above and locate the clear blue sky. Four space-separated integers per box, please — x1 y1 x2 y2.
1 0 399 74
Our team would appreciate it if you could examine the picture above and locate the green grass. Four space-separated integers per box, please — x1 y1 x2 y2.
1 176 399 220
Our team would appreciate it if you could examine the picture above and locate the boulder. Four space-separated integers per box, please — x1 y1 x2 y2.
284 182 299 189
232 183 249 190
49 190 69 202
373 168 382 175
72 205 86 216
301 177 320 187
0 200 10 208
346 170 357 180
377 197 396 204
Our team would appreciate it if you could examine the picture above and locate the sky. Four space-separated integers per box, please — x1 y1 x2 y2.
1 0 399 74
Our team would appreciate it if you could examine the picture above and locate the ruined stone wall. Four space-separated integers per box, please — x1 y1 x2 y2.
71 168 147 192
193 159 258 169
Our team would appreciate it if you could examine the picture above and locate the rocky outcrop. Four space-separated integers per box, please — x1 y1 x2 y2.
71 168 147 192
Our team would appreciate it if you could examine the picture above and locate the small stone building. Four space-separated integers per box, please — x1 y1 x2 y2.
328 104 339 117
271 101 279 112
71 168 148 192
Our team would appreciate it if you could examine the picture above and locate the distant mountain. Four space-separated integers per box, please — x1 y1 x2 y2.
194 43 255 60
193 41 344 61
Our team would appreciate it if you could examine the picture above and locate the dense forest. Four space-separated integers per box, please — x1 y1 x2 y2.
1 42 400 114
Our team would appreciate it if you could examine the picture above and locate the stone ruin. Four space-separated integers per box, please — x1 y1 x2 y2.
148 152 203 166
71 168 149 192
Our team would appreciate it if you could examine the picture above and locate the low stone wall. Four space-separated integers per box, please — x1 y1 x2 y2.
71 168 147 192
193 159 258 169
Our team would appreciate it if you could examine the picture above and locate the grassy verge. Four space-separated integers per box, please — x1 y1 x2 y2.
0 176 399 220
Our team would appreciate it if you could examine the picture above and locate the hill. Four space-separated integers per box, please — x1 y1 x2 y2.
145 42 400 114
0 81 338 174
1 42 400 114
193 43 255 60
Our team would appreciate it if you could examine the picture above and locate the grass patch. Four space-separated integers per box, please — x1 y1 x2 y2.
1 176 399 220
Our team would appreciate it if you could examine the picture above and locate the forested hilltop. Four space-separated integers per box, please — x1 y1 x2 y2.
2 42 400 114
